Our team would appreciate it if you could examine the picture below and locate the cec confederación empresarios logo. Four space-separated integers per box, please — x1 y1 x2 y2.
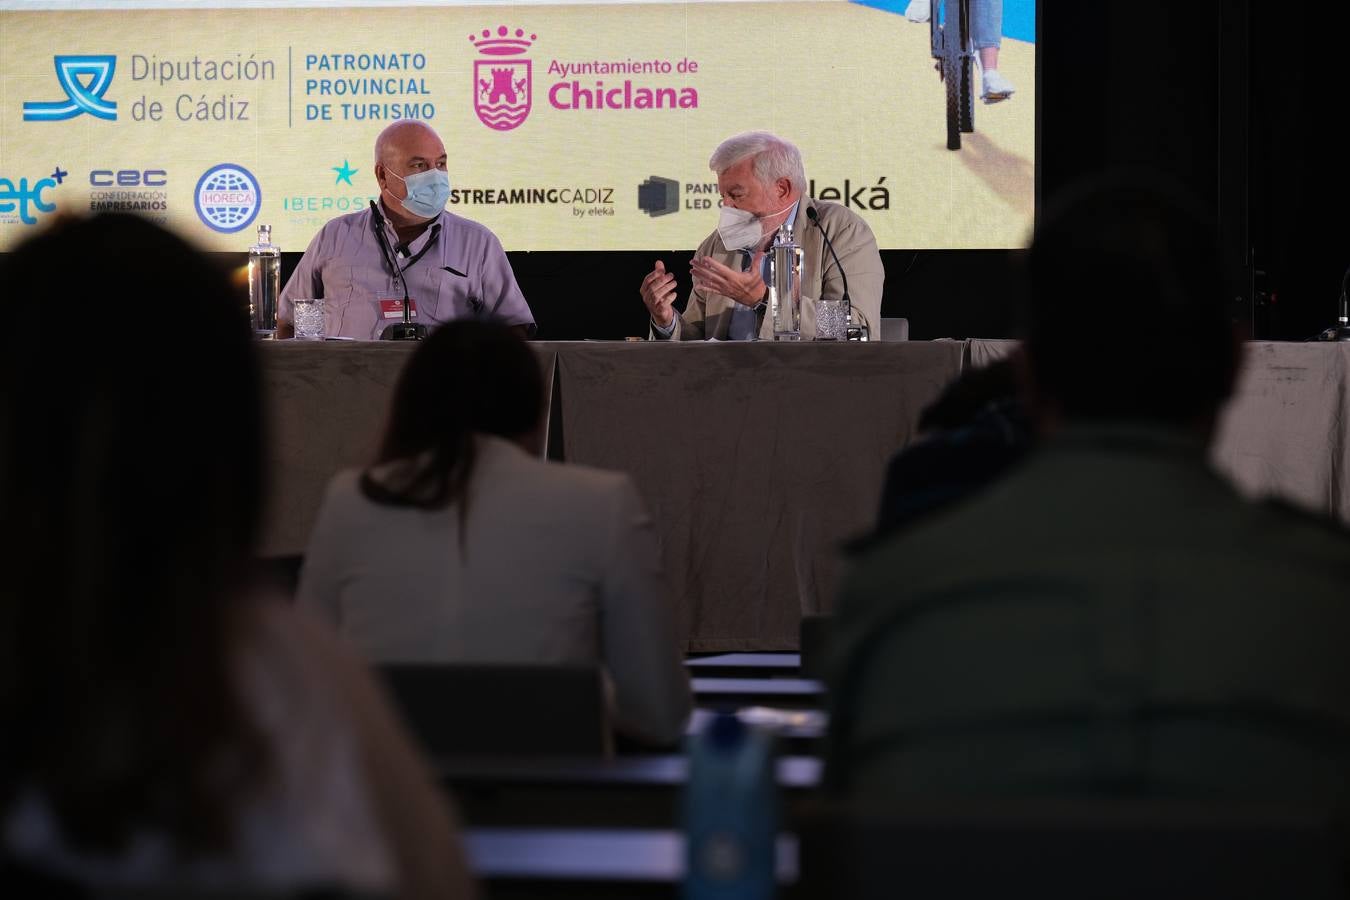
194 164 261 233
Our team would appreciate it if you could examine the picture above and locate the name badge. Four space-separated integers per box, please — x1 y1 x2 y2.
377 295 418 320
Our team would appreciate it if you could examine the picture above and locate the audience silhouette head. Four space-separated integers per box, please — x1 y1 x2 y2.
0 212 268 854
362 319 544 510
1024 174 1241 432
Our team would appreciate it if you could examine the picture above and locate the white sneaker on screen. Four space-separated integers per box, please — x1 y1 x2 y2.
981 69 1016 103
904 0 930 22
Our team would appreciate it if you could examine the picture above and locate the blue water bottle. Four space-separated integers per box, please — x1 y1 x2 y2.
682 712 779 900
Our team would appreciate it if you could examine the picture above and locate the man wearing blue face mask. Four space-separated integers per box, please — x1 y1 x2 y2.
640 131 884 340
278 120 535 340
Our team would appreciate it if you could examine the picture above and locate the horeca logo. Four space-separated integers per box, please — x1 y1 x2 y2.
470 26 535 131
194 163 260 233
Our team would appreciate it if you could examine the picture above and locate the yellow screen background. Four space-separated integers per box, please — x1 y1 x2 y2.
0 3 1035 252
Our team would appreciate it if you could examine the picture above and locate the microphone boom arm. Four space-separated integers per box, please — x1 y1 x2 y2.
806 206 851 306
369 200 427 341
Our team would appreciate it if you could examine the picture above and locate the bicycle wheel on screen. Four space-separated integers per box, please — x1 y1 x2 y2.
937 0 973 150
959 47 975 133
961 0 976 133
944 51 963 150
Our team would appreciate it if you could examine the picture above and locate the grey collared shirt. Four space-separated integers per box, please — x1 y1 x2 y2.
279 202 535 340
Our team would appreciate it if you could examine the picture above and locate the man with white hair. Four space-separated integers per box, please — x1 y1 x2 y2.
639 131 884 340
278 120 534 340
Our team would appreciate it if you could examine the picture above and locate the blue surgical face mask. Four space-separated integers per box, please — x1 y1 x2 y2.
385 166 451 219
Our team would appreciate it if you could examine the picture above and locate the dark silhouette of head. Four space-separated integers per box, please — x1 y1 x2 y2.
918 355 1023 433
361 319 544 516
0 213 269 855
1024 173 1240 433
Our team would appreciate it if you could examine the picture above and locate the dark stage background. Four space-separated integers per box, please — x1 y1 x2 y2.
257 3 1343 342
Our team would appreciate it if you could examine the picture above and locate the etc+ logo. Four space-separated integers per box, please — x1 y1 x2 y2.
0 166 66 225
24 55 118 122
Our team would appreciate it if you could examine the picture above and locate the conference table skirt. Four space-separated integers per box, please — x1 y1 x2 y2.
968 340 1350 527
258 340 1350 651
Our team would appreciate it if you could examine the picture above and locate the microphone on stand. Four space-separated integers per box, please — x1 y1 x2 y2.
806 206 850 307
369 200 427 341
1338 265 1350 341
807 204 868 339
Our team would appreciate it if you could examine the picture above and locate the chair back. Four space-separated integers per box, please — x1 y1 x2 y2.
796 797 1348 900
2 857 389 900
379 663 611 757
798 614 832 680
879 317 910 341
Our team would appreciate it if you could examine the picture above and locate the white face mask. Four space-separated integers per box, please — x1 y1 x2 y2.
716 201 795 250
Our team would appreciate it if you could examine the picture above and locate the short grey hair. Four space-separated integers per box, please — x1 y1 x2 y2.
708 132 807 196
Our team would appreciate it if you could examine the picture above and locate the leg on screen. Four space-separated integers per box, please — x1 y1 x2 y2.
973 0 1016 102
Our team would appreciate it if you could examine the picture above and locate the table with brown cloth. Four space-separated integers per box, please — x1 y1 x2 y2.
256 340 559 556
258 340 964 651
551 341 967 651
965 338 1350 525
1211 341 1350 522
259 339 1350 650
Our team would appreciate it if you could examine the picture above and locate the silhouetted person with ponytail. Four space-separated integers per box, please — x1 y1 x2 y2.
297 320 691 746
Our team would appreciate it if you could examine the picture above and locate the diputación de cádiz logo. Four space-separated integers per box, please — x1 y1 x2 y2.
24 55 118 121
194 164 261 233
470 26 535 131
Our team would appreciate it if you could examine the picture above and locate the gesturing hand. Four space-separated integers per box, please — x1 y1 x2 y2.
640 259 677 327
690 254 767 307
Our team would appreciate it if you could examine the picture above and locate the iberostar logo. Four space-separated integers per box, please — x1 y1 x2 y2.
0 166 65 224
332 160 358 186
470 26 535 131
638 176 679 217
24 55 118 122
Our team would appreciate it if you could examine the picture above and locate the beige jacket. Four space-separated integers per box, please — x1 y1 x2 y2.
296 436 692 746
654 197 885 341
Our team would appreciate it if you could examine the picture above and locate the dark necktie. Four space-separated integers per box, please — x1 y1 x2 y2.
727 248 761 341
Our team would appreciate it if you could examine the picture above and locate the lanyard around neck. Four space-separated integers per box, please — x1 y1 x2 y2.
392 222 441 274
